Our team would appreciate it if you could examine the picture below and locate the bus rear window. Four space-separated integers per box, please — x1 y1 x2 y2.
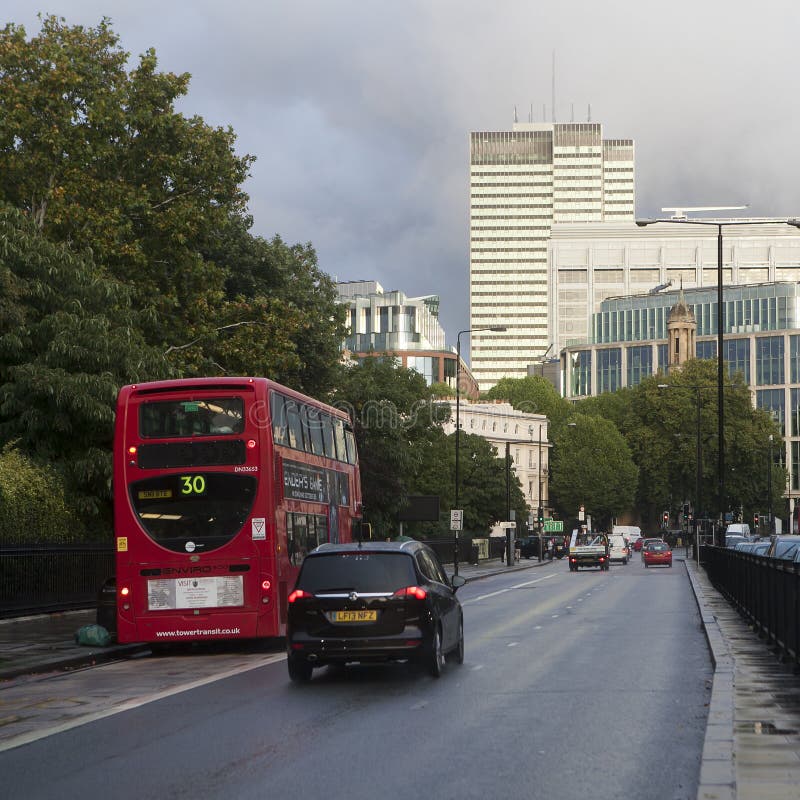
130 473 257 553
139 398 245 438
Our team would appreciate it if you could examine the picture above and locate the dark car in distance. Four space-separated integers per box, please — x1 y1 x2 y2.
286 540 465 682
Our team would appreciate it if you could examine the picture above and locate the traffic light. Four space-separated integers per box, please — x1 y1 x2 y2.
662 510 669 526
537 506 544 524
754 513 759 527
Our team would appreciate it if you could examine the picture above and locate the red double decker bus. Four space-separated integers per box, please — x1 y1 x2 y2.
112 377 361 644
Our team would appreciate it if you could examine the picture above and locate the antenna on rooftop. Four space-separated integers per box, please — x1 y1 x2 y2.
588 103 592 122
552 50 556 122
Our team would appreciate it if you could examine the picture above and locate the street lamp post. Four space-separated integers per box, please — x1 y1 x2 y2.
453 325 506 575
659 383 702 562
768 434 774 537
638 215 800 545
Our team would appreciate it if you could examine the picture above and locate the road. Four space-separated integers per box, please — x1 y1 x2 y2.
1 556 711 800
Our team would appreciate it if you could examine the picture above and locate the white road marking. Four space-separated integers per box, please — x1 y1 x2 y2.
0 652 287 754
463 572 558 605
471 664 484 671
507 642 519 647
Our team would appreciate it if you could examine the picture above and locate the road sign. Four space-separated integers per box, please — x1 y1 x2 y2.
499 521 516 530
450 509 463 531
543 519 563 532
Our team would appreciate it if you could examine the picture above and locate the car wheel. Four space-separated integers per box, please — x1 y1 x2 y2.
447 617 464 665
427 625 445 678
287 653 313 683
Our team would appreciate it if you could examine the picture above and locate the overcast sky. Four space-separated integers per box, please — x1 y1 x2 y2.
5 1 800 351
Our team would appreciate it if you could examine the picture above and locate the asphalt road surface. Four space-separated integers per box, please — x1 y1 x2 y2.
1 557 711 800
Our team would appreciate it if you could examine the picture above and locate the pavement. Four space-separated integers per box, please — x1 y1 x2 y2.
2 552 800 799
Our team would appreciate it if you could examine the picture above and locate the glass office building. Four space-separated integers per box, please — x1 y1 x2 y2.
561 281 800 512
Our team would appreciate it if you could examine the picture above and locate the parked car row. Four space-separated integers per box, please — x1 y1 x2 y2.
733 534 800 561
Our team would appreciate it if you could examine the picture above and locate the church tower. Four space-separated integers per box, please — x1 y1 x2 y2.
666 284 696 368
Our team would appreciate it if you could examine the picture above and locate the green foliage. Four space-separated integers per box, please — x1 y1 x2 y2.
578 359 787 529
332 357 444 532
428 382 453 399
549 413 638 529
0 206 170 525
0 16 252 351
0 444 87 543
485 376 572 425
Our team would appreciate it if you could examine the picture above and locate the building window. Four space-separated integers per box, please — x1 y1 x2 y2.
571 351 592 396
658 344 669 374
756 336 784 386
724 338 750 384
793 441 800 492
756 389 785 435
696 340 717 360
597 348 622 394
792 389 800 437
791 335 800 383
627 345 652 387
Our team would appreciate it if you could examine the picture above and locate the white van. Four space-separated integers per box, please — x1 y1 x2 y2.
612 525 641 545
725 523 751 540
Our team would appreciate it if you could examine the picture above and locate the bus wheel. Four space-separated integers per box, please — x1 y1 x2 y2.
288 654 313 682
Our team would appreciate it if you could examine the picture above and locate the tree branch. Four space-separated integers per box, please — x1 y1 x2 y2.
163 321 262 355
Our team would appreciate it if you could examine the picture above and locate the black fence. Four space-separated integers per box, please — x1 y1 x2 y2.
703 546 800 666
0 544 113 618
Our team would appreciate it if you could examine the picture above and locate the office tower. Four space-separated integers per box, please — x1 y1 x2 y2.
469 122 634 391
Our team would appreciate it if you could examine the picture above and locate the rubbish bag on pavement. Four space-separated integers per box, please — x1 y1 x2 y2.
74 624 112 647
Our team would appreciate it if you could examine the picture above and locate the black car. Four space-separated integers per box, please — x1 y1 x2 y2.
516 536 543 559
286 540 466 682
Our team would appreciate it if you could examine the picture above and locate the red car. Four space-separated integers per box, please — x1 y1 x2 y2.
643 541 672 567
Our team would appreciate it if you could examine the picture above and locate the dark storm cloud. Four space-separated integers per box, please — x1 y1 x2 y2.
5 1 800 345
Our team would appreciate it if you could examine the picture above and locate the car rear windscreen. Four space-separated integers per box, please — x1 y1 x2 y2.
298 552 417 593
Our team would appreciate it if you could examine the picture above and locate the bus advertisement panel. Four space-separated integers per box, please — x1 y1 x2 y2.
112 377 361 643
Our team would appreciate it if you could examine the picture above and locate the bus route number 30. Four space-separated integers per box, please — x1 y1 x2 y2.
180 475 206 495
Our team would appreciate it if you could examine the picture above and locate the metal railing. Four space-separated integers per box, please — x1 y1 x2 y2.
0 544 113 618
703 546 800 665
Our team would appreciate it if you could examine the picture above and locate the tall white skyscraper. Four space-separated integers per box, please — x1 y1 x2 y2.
469 121 635 390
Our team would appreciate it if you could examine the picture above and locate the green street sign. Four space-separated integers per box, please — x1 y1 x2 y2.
543 519 563 532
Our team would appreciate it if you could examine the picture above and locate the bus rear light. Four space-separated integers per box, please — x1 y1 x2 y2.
120 586 130 597
262 580 271 591
127 446 137 456
261 596 270 604
288 589 312 603
247 439 257 449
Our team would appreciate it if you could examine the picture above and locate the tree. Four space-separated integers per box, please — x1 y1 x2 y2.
0 16 252 353
332 358 446 534
213 225 347 398
485 376 572 425
549 413 638 530
0 16 348 393
0 205 170 526
625 360 785 528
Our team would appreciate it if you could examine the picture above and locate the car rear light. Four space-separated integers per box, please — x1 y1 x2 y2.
288 589 312 603
392 586 427 600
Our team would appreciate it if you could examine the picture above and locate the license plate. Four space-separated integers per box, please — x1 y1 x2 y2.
331 610 377 623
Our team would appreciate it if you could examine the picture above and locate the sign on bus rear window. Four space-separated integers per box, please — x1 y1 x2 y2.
139 398 245 438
